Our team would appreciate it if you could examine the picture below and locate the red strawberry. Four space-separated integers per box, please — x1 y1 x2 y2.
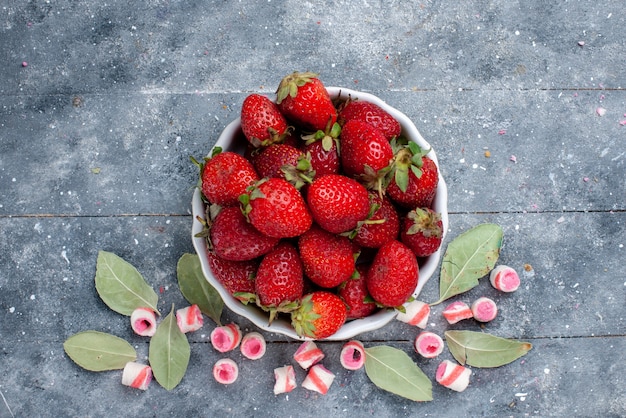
276 71 337 132
338 99 401 141
304 137 340 177
199 148 259 206
338 264 377 319
339 119 394 191
241 177 313 238
207 251 257 299
387 140 439 209
366 240 419 308
354 193 400 248
254 242 304 321
400 207 443 257
306 174 370 234
291 291 348 339
209 206 279 261
240 93 290 147
298 224 356 288
253 143 314 189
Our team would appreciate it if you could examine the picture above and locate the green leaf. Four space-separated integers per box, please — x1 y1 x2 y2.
94 251 160 316
177 253 223 326
445 330 532 368
149 305 191 390
364 345 433 402
432 224 503 305
63 331 136 371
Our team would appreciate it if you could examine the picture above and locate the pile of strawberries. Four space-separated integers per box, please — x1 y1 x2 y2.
197 71 444 339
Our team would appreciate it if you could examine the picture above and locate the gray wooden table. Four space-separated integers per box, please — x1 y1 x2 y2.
1 1 624 417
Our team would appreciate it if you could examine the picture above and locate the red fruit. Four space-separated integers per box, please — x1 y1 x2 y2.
241 177 313 238
207 251 257 298
306 174 370 234
200 149 259 206
354 193 400 248
254 242 304 320
291 291 348 339
366 240 419 308
338 99 401 141
387 141 439 209
338 264 377 319
253 143 314 189
276 72 338 132
240 93 290 147
209 206 279 261
298 225 356 288
304 138 340 177
400 207 443 257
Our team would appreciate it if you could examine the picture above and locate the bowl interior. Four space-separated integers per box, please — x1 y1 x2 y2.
191 87 448 340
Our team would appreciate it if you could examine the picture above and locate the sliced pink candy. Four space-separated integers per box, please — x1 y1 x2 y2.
293 340 325 370
489 265 521 292
210 323 242 352
442 301 473 324
436 359 471 392
302 364 335 395
240 332 266 360
130 307 157 337
340 340 366 370
213 358 238 385
414 331 444 358
396 300 430 328
176 304 204 333
273 365 297 395
122 361 152 390
471 297 498 322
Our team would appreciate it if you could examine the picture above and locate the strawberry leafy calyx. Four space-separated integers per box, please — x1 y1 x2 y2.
390 138 431 193
276 71 320 104
281 154 316 190
290 294 322 338
406 208 442 238
301 121 342 151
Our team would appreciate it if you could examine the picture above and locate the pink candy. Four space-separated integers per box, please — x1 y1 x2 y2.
176 304 204 333
130 307 157 337
340 340 366 370
442 301 474 324
293 340 325 369
396 300 430 328
490 265 521 292
302 364 335 395
436 360 471 392
414 332 444 358
122 361 152 390
273 365 297 395
213 358 238 385
210 323 242 352
240 332 266 360
471 297 498 322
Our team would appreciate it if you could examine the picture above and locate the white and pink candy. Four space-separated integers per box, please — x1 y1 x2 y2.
442 301 474 324
293 340 325 369
302 364 335 395
471 297 498 322
213 358 238 385
396 300 430 329
414 331 444 358
176 304 203 333
490 265 521 292
240 332 266 360
436 360 471 392
122 361 152 390
340 340 366 370
273 365 297 395
210 323 242 352
130 307 157 337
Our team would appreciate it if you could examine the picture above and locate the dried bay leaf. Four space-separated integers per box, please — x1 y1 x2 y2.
63 331 136 371
432 223 503 305
445 330 532 368
95 250 160 316
177 253 223 326
149 305 190 390
364 345 433 402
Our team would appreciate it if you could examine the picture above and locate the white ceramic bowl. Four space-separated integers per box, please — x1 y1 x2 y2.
191 87 449 340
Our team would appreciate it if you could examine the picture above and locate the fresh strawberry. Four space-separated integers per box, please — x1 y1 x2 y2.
338 99 401 141
252 143 314 189
387 139 439 208
306 174 370 234
207 250 257 299
338 264 377 319
276 71 337 132
291 291 348 339
253 242 304 321
240 177 313 238
240 93 290 147
366 240 419 308
199 148 259 206
354 193 400 248
298 224 356 288
304 137 340 177
400 207 443 257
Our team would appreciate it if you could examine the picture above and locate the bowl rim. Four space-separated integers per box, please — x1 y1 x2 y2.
191 86 449 341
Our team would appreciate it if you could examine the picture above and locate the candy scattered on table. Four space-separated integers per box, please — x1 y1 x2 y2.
121 362 152 390
210 323 242 353
302 364 335 395
176 304 203 333
130 307 157 337
471 297 498 322
240 332 267 360
489 265 521 292
273 365 297 395
293 340 325 369
213 358 239 385
435 360 471 392
339 340 366 370
396 300 430 328
442 301 474 324
414 331 444 358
